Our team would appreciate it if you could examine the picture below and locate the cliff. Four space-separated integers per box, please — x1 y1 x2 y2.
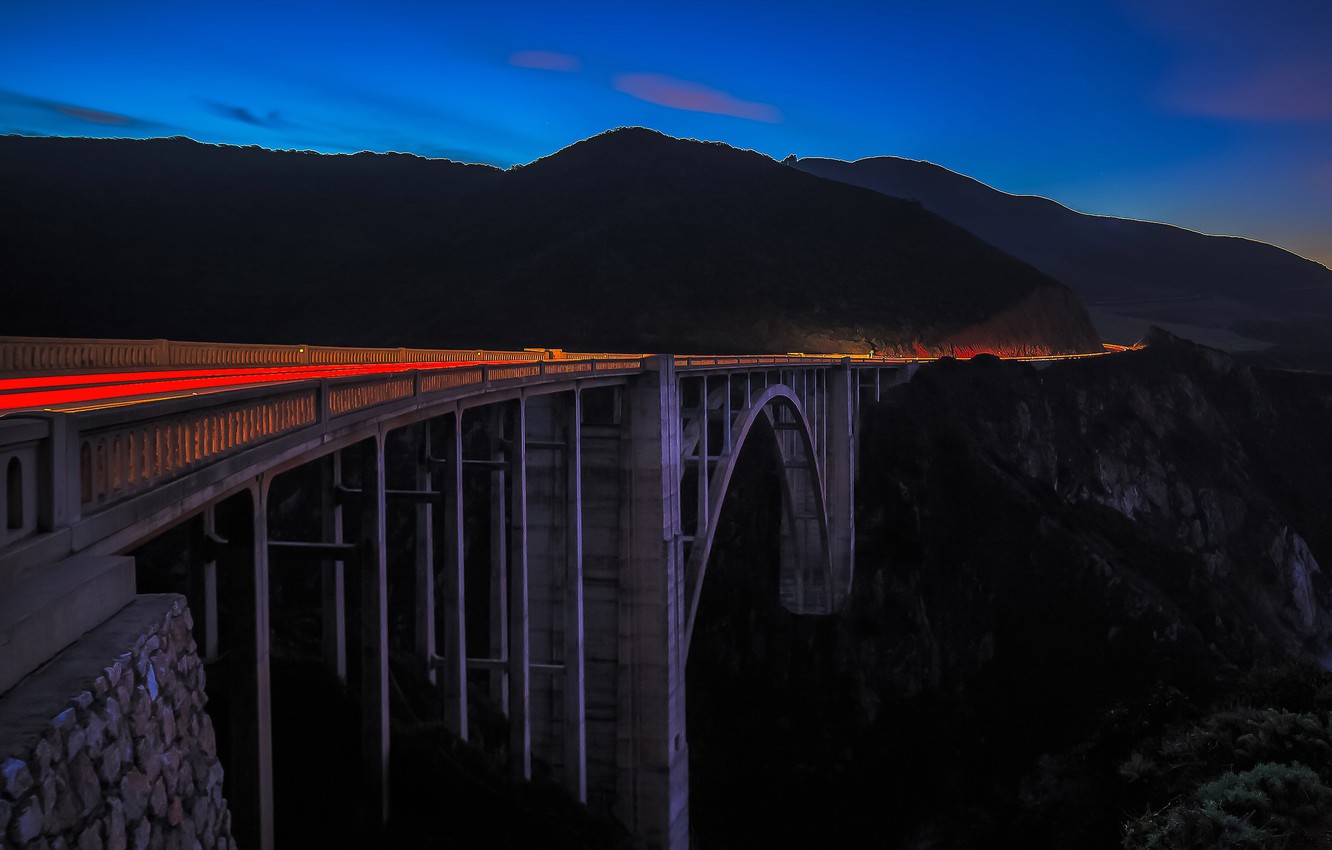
688 331 1332 848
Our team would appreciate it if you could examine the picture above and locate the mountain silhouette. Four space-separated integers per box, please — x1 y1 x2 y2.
792 155 1332 354
0 129 1100 355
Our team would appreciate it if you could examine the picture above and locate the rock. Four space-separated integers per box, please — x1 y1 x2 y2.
137 750 163 786
197 723 215 760
46 781 81 835
159 753 180 797
148 778 168 818
32 737 55 777
129 689 152 734
166 797 184 827
119 770 150 822
65 726 87 762
130 819 149 850
159 707 176 746
0 797 11 839
78 823 104 850
96 736 123 785
105 799 126 850
1 757 34 799
10 794 44 845
71 752 101 817
69 691 94 712
84 710 108 757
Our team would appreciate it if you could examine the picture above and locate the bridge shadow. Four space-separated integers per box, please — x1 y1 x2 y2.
685 415 857 849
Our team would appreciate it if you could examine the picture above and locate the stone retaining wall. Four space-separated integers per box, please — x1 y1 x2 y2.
0 595 234 850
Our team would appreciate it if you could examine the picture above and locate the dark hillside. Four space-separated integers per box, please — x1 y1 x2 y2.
0 130 1101 355
794 155 1332 356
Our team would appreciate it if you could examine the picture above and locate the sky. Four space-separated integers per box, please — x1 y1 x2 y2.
2 0 1329 266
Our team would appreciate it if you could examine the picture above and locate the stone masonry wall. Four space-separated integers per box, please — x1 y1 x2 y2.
0 595 234 850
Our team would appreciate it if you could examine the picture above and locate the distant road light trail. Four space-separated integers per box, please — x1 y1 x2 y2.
0 360 498 414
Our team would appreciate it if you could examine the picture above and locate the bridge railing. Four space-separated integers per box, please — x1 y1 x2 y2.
32 357 644 520
0 336 548 373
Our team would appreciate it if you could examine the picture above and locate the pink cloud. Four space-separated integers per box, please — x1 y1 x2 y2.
1167 60 1332 121
55 104 132 126
509 50 581 72
612 73 781 123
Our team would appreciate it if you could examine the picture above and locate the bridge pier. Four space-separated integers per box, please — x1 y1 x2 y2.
320 451 347 682
826 363 856 609
357 435 391 829
218 485 275 850
617 356 689 850
438 412 469 739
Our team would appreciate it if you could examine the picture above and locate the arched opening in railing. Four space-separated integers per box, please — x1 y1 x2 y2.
6 456 22 530
80 442 93 504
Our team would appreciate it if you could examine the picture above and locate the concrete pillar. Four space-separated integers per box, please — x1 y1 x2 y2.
488 407 510 715
695 377 708 544
565 390 587 803
580 389 626 812
826 362 855 610
320 451 347 682
440 413 469 738
415 423 436 685
509 399 532 782
617 356 689 850
197 506 220 662
359 436 390 827
223 485 275 850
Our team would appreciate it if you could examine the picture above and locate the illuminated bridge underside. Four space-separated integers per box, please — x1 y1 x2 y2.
0 337 906 850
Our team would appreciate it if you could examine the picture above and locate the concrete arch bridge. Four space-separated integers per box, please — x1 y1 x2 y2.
0 337 910 850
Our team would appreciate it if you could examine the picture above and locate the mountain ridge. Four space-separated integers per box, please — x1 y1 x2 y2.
0 129 1102 356
792 154 1332 353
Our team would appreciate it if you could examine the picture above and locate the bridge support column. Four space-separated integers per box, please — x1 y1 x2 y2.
564 390 587 803
509 400 532 782
321 451 347 682
415 423 436 685
440 412 469 738
223 484 275 850
826 362 855 608
359 436 390 828
618 356 689 850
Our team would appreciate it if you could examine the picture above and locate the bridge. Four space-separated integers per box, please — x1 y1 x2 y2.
0 336 935 849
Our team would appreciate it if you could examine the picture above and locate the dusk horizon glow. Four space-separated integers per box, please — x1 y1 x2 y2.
3 0 1329 266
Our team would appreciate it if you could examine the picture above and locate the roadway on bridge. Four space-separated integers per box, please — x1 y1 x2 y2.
0 345 1130 417
0 360 506 415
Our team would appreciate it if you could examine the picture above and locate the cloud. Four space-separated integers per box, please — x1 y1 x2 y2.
203 100 295 129
612 73 781 123
509 50 581 72
0 89 148 127
1168 60 1332 121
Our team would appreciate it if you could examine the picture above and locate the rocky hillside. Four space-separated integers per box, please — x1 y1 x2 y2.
792 155 1332 356
688 331 1332 848
0 130 1102 356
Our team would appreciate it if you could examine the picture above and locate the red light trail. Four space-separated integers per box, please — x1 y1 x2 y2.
0 360 498 414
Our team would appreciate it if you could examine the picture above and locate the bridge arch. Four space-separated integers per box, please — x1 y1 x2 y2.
682 384 833 656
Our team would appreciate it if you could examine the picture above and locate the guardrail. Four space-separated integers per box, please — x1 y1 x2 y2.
66 357 646 514
0 337 547 373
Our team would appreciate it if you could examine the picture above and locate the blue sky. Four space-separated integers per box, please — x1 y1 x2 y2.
2 0 1329 265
